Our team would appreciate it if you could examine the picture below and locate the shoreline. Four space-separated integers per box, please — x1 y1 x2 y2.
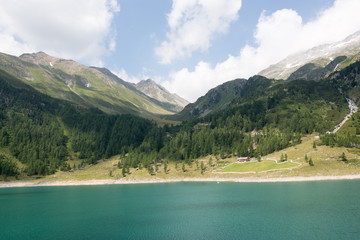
1 174 360 188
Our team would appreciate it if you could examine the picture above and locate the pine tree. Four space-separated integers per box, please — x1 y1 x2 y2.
122 166 126 177
147 164 154 175
304 154 308 162
340 152 347 162
164 161 168 174
201 161 205 174
309 158 314 166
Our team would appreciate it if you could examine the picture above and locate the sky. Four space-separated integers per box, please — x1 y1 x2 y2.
1 0 360 102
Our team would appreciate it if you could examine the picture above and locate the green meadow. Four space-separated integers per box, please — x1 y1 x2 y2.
218 160 299 173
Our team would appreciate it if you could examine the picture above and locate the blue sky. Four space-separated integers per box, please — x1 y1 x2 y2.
0 0 360 101
106 0 334 78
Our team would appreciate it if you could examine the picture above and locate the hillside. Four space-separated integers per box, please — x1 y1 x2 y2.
259 31 360 80
17 133 360 185
0 52 178 118
287 56 347 81
1 55 360 180
0 69 159 176
135 79 189 113
170 77 248 120
123 64 355 170
13 61 358 181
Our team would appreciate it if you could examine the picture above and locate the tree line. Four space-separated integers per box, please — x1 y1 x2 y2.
0 64 353 176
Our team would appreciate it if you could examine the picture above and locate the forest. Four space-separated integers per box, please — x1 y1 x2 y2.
0 70 157 175
1 61 359 176
123 77 347 171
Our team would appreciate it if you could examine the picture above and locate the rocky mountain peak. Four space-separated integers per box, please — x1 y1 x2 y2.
135 79 189 112
20 51 59 67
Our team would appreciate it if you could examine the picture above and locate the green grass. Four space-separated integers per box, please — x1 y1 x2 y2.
3 134 360 183
2 55 176 118
338 53 360 70
219 160 299 173
216 160 231 168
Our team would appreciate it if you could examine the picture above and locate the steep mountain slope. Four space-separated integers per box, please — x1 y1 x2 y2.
127 64 354 164
135 79 189 113
0 52 174 118
170 76 274 121
287 56 347 81
259 31 360 80
2 60 359 177
0 69 158 175
327 61 360 102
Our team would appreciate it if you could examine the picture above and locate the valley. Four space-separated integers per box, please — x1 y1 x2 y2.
2 2 360 240
2 30 360 186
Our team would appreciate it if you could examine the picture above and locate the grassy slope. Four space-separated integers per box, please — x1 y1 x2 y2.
0 52 175 118
1 58 360 183
7 134 358 183
218 160 299 173
338 53 360 70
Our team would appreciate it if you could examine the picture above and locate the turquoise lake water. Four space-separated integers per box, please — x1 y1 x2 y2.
0 181 360 239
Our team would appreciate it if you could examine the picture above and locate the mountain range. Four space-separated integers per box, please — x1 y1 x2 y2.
169 31 360 121
1 30 360 177
0 52 188 118
1 30 359 123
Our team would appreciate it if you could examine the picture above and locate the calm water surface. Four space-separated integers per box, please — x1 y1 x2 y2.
0 181 360 239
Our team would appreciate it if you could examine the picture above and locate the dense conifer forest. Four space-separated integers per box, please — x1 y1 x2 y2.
0 70 157 175
1 61 360 176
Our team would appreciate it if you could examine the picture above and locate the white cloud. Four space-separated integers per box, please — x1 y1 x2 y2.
155 0 242 64
0 0 119 65
113 68 141 84
163 0 360 102
112 68 161 85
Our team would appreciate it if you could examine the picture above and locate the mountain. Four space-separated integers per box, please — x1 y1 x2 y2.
259 31 360 80
171 76 274 121
0 51 177 118
169 78 246 120
135 63 354 163
0 69 158 175
135 79 189 113
287 56 347 81
1 56 359 177
328 61 360 102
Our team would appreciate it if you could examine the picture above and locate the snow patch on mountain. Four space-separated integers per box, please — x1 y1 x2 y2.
259 31 360 79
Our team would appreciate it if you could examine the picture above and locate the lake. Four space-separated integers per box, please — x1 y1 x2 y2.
0 181 360 239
